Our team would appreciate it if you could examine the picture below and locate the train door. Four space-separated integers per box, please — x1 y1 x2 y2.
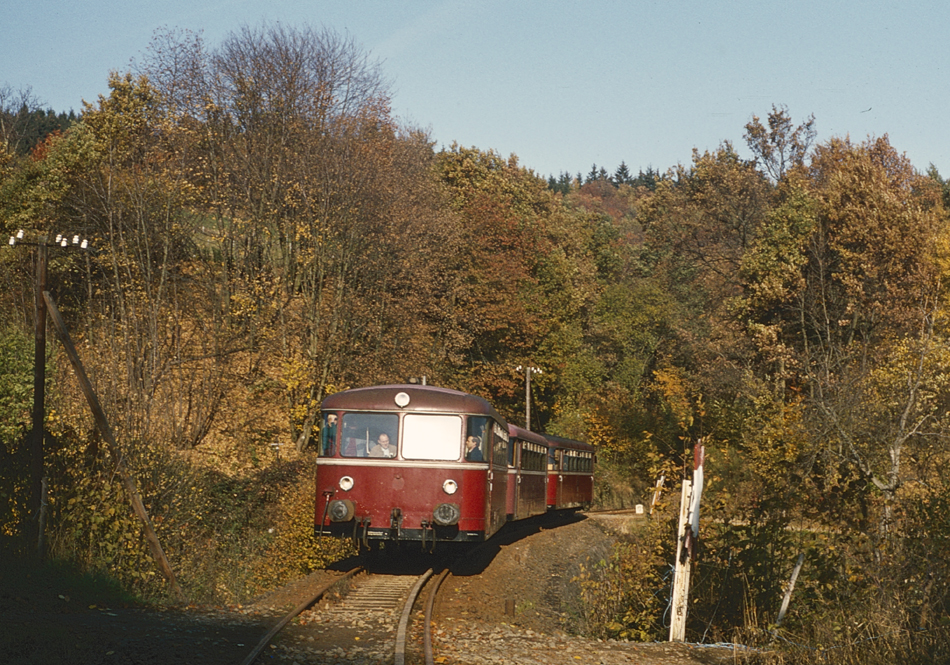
506 438 518 520
514 439 525 519
488 420 509 535
545 447 558 509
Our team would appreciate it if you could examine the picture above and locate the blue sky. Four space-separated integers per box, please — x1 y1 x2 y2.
3 1 948 179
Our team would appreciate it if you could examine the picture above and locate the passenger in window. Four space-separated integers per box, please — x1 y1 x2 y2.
321 414 337 456
465 435 483 461
369 433 396 458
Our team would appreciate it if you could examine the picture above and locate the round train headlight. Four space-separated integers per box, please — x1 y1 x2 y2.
432 502 461 526
442 479 458 495
339 476 354 491
328 499 355 522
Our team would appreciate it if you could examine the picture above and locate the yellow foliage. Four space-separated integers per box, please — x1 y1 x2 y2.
584 410 620 455
651 365 694 430
250 467 354 592
575 519 666 640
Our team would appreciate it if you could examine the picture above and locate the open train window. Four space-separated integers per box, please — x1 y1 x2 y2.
491 420 509 466
339 413 399 458
566 451 577 472
319 412 338 456
403 414 463 461
521 442 545 471
466 416 490 463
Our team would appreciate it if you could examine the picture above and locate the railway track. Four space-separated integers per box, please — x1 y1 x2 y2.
239 565 449 665
238 512 591 664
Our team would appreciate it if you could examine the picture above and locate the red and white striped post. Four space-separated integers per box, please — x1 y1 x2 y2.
669 441 705 642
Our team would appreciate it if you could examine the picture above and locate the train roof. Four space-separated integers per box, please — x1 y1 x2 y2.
507 423 549 446
544 434 594 453
321 384 505 421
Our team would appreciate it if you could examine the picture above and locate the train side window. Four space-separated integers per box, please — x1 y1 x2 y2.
522 443 544 471
320 412 338 456
466 416 490 463
340 413 399 458
492 422 509 467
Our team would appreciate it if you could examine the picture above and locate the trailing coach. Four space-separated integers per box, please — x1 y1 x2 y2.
545 435 595 510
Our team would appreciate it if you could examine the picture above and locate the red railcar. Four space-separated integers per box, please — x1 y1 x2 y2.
315 385 509 547
506 424 549 521
545 435 595 511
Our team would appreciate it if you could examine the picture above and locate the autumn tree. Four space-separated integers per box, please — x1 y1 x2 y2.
435 146 554 418
744 103 816 184
35 72 222 458
142 24 455 451
635 145 772 450
739 136 950 532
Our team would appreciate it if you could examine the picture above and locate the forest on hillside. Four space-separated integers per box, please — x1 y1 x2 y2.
2 24 949 662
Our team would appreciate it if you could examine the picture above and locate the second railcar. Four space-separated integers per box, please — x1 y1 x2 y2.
315 385 510 547
545 435 595 510
506 424 550 521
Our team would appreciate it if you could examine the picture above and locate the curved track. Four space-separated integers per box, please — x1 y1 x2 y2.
239 512 592 664
240 567 441 664
422 569 452 665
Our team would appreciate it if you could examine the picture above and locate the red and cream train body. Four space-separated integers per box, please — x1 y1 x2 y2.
314 384 594 548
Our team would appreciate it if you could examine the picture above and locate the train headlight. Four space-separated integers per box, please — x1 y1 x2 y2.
442 479 458 495
432 502 461 526
339 476 354 491
328 499 355 522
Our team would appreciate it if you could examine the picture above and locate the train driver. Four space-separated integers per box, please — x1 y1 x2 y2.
368 433 396 458
465 435 483 462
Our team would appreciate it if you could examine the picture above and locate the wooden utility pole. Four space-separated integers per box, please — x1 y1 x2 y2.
44 291 183 599
9 230 91 556
28 239 48 555
515 365 541 430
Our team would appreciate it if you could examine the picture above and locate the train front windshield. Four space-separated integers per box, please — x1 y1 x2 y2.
321 411 492 462
402 414 462 460
339 413 399 458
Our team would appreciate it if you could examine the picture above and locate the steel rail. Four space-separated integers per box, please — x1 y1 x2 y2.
394 568 434 665
239 567 362 665
424 569 451 665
